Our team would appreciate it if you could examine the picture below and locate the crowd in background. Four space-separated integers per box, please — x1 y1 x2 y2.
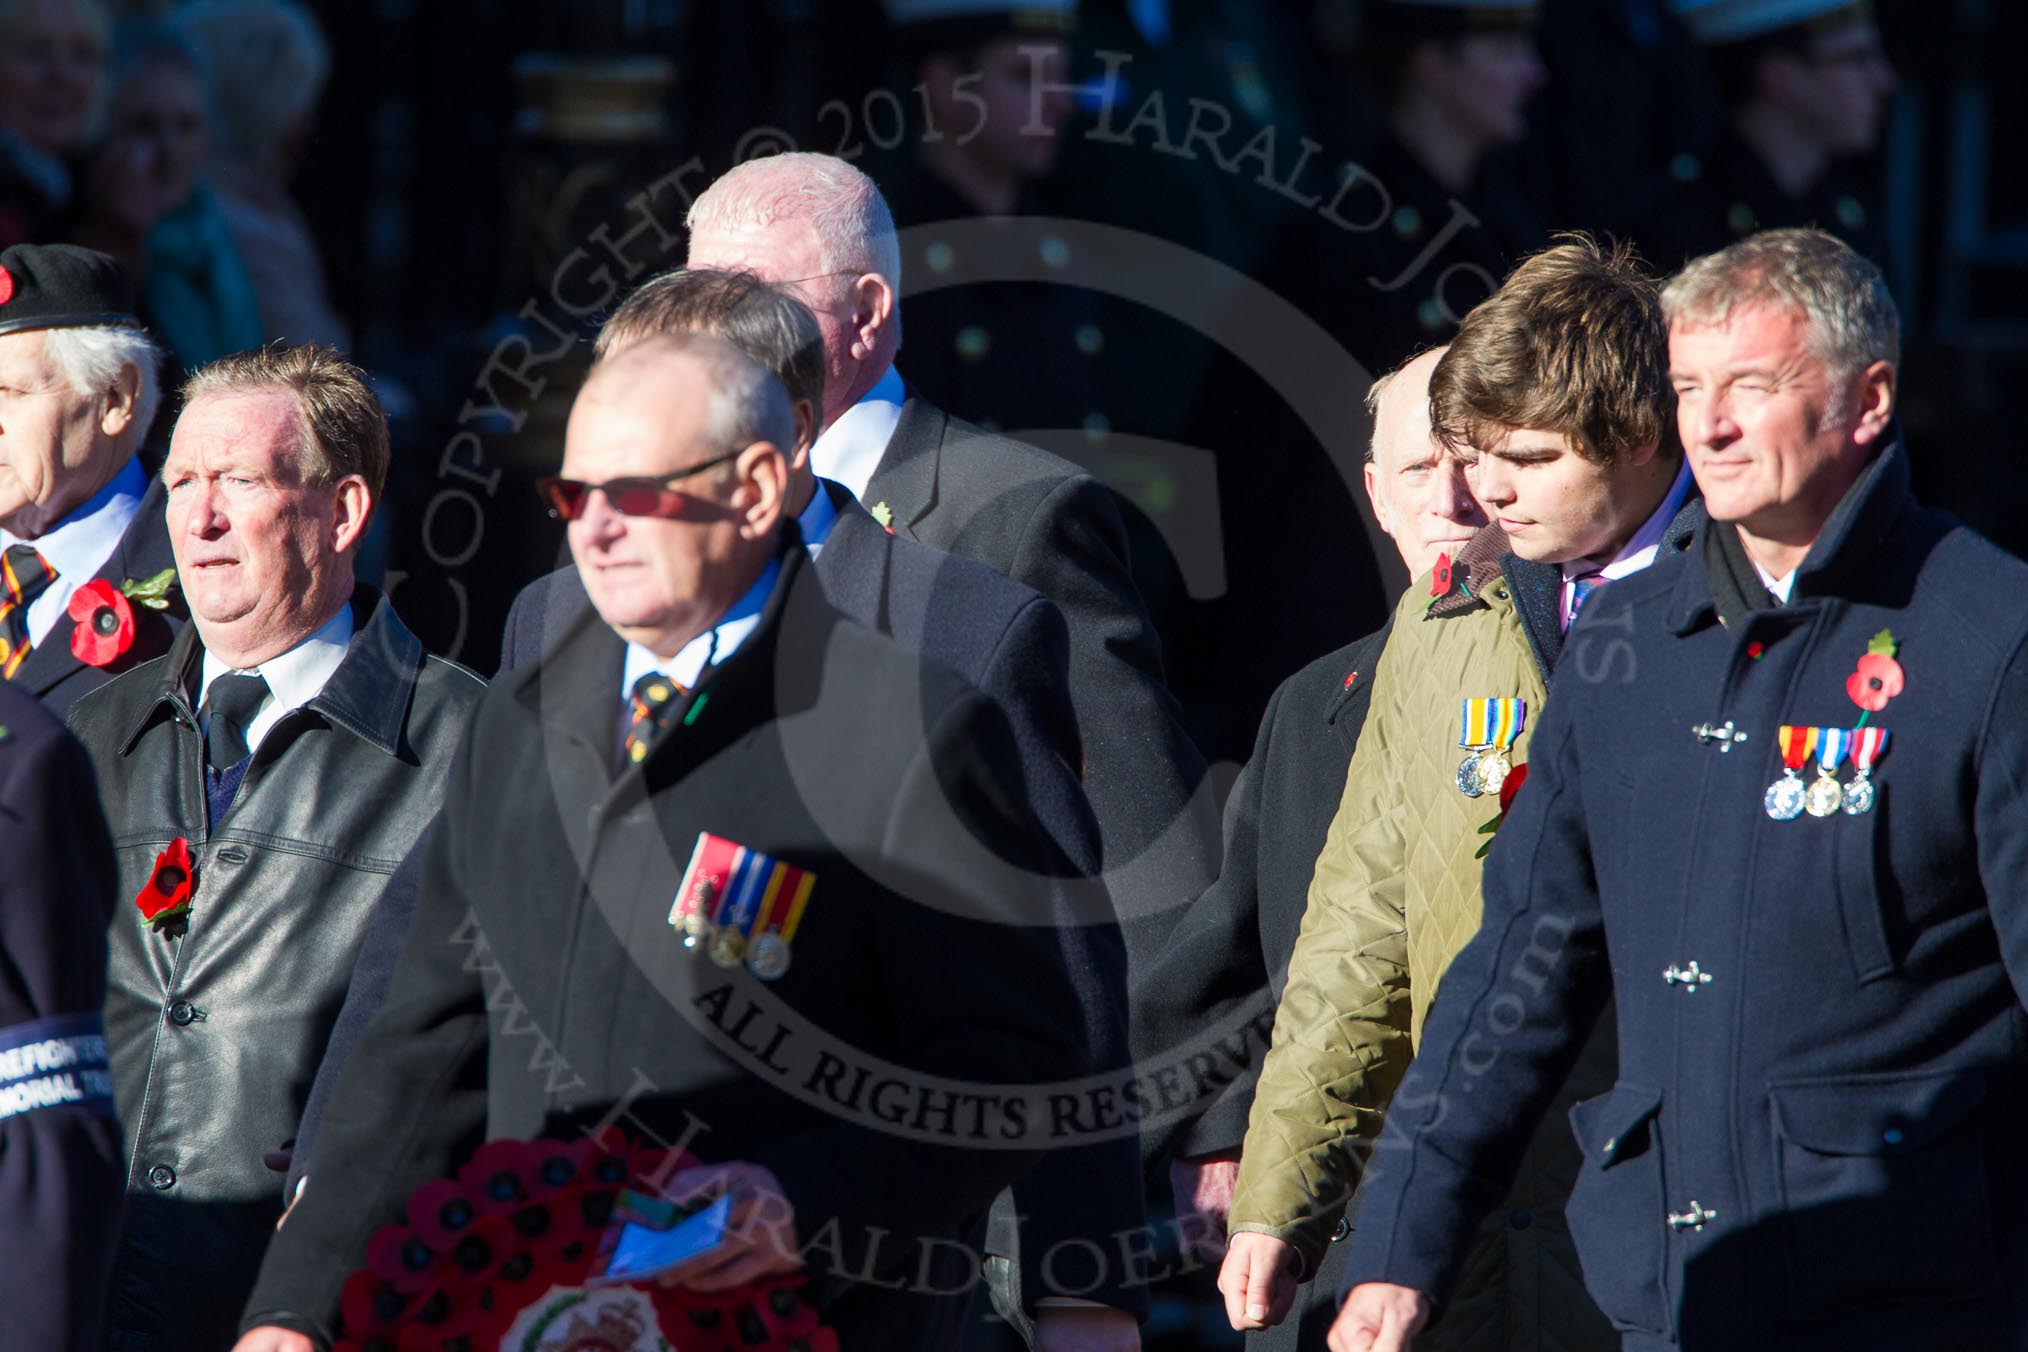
4 0 2000 775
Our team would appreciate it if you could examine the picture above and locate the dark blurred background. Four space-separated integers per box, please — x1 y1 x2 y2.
4 0 2022 1341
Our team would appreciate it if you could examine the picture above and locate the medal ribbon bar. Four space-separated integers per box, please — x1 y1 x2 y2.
1777 724 1819 770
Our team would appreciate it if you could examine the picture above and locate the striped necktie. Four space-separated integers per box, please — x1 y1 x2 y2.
0 544 56 679
621 672 687 768
1567 571 1607 630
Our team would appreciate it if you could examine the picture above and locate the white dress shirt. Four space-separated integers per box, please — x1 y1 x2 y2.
809 364 905 505
0 456 145 645
198 604 355 755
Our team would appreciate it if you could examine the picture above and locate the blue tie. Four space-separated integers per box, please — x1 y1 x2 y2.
1569 572 1607 628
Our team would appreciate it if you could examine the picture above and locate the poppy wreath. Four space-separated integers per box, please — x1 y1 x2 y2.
332 1131 838 1352
67 568 180 671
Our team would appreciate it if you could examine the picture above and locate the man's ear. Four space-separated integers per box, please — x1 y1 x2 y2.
735 441 789 539
849 272 896 364
790 398 817 462
330 475 374 555
1851 360 1896 446
1364 461 1393 537
99 360 141 440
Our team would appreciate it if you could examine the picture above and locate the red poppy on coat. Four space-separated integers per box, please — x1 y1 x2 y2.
1498 761 1530 816
1847 652 1904 712
67 579 135 667
1430 553 1453 597
135 837 193 928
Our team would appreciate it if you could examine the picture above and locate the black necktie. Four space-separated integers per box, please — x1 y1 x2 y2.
0 544 56 679
204 673 269 772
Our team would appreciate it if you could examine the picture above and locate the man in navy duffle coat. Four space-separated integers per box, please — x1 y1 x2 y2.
1330 230 2028 1351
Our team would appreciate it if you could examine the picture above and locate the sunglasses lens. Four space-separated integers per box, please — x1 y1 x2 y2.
606 479 673 517
541 478 589 520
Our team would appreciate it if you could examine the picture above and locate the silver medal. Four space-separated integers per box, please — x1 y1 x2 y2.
1843 774 1875 815
1457 750 1486 798
746 932 792 981
1764 772 1805 821
1476 752 1511 797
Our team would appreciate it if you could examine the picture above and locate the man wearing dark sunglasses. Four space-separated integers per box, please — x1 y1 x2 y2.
238 332 1102 1352
281 273 1146 1344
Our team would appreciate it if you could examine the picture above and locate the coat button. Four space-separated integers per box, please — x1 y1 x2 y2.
167 1000 195 1026
147 1164 176 1190
1509 1209 1533 1230
1331 1217 1351 1242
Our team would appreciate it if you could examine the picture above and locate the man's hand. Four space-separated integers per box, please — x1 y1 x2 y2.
654 1162 802 1293
1327 1282 1432 1352
1217 1230 1301 1330
230 1329 315 1352
1169 1150 1241 1262
1034 1304 1141 1352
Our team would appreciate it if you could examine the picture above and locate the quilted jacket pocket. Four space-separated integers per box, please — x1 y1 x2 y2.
1770 1070 1993 1320
1564 1082 1672 1338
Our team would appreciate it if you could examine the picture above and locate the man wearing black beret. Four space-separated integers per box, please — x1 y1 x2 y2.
0 242 178 714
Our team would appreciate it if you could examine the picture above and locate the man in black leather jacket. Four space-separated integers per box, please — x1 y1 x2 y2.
67 344 484 1352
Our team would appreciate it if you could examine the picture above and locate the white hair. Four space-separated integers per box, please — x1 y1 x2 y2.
42 324 164 446
686 152 902 291
174 0 329 170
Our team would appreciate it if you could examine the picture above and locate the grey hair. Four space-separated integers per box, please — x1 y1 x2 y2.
699 339 796 465
42 324 164 445
1362 369 1395 464
594 332 796 475
686 152 902 292
174 0 329 170
1662 229 1900 390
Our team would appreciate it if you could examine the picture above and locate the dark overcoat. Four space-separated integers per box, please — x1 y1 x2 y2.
296 490 1146 1319
241 545 1096 1349
0 681 124 1351
1343 440 2028 1348
864 397 1221 952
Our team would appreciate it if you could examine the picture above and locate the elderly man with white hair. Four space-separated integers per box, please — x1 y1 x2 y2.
0 243 178 713
681 151 1220 1348
685 150 1217 951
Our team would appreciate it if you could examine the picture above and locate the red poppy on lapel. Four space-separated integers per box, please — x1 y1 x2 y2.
68 581 135 667
136 837 193 930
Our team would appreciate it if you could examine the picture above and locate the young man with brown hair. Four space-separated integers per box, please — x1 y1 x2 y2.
1219 236 1696 1351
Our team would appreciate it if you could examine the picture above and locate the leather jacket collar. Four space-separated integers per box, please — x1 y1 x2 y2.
115 585 423 758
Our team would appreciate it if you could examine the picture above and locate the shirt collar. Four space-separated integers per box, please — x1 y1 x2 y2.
1 455 145 576
1752 559 1798 603
810 363 905 503
622 555 780 699
795 477 840 557
199 603 355 713
1562 458 1694 586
